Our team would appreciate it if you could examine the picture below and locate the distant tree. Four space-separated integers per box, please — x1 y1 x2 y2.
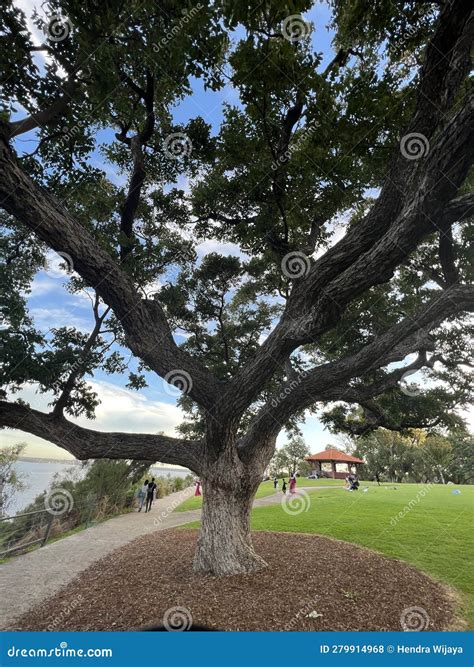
284 436 311 476
418 435 453 484
269 436 310 477
354 427 473 484
446 431 474 484
0 443 25 516
298 460 312 477
268 449 289 478
354 430 417 483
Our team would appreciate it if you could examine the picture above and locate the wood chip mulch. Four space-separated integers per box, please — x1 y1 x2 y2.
12 529 460 632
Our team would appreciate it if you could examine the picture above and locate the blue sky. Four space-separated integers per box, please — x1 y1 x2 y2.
4 2 365 460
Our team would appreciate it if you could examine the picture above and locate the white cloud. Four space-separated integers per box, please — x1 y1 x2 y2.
13 0 68 78
27 275 60 298
2 381 185 459
14 0 45 46
29 307 92 333
196 239 247 259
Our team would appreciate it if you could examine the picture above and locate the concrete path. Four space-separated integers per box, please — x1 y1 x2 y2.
0 485 341 628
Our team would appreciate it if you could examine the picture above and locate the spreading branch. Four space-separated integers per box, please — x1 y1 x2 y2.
0 400 203 471
228 1 474 414
239 284 473 450
0 137 220 410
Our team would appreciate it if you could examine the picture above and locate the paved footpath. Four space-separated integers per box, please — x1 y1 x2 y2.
0 485 340 628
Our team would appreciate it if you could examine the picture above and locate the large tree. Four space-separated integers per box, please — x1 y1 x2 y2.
0 0 473 575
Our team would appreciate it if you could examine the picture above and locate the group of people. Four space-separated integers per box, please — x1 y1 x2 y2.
345 473 360 491
137 478 157 512
273 473 297 494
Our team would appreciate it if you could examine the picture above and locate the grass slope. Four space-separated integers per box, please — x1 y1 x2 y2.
174 478 342 512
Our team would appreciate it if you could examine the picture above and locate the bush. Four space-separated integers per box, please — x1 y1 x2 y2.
1 459 149 554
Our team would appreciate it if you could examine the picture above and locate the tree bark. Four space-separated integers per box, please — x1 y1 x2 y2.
193 477 267 576
192 433 271 576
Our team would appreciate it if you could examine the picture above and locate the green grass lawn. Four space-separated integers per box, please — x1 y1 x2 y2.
184 481 474 627
174 477 343 512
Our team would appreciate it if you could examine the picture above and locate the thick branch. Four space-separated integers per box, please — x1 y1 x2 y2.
239 285 473 450
118 68 155 261
0 400 203 471
439 227 458 287
0 138 220 409
230 76 474 412
8 80 77 139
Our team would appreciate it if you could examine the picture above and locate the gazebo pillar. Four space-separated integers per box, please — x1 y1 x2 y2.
331 460 336 479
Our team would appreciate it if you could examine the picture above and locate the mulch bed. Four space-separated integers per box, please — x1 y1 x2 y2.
12 529 459 631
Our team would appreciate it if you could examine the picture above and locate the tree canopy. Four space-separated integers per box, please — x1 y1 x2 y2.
0 0 472 574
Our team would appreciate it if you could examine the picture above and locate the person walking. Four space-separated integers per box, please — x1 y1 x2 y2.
273 477 278 490
195 480 202 496
137 479 148 512
145 478 157 512
282 479 287 494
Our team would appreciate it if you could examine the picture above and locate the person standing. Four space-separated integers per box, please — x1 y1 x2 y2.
195 480 202 497
273 477 278 490
282 479 287 494
289 472 297 494
145 478 157 512
137 479 148 512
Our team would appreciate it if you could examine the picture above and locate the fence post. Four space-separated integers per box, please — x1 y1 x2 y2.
41 512 55 547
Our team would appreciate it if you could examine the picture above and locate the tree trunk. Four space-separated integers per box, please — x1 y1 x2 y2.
193 478 267 576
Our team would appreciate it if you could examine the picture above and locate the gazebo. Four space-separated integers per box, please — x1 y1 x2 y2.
306 448 364 480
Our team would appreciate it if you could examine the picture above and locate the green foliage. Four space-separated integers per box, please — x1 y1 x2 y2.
269 435 310 476
0 443 25 515
0 460 191 553
352 427 474 484
0 0 471 442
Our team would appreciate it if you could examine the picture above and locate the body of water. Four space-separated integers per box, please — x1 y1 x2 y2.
7 460 191 515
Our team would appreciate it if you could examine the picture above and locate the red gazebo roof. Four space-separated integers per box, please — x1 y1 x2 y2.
306 448 364 464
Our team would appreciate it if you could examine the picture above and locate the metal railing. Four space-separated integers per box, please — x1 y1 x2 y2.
0 509 55 558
